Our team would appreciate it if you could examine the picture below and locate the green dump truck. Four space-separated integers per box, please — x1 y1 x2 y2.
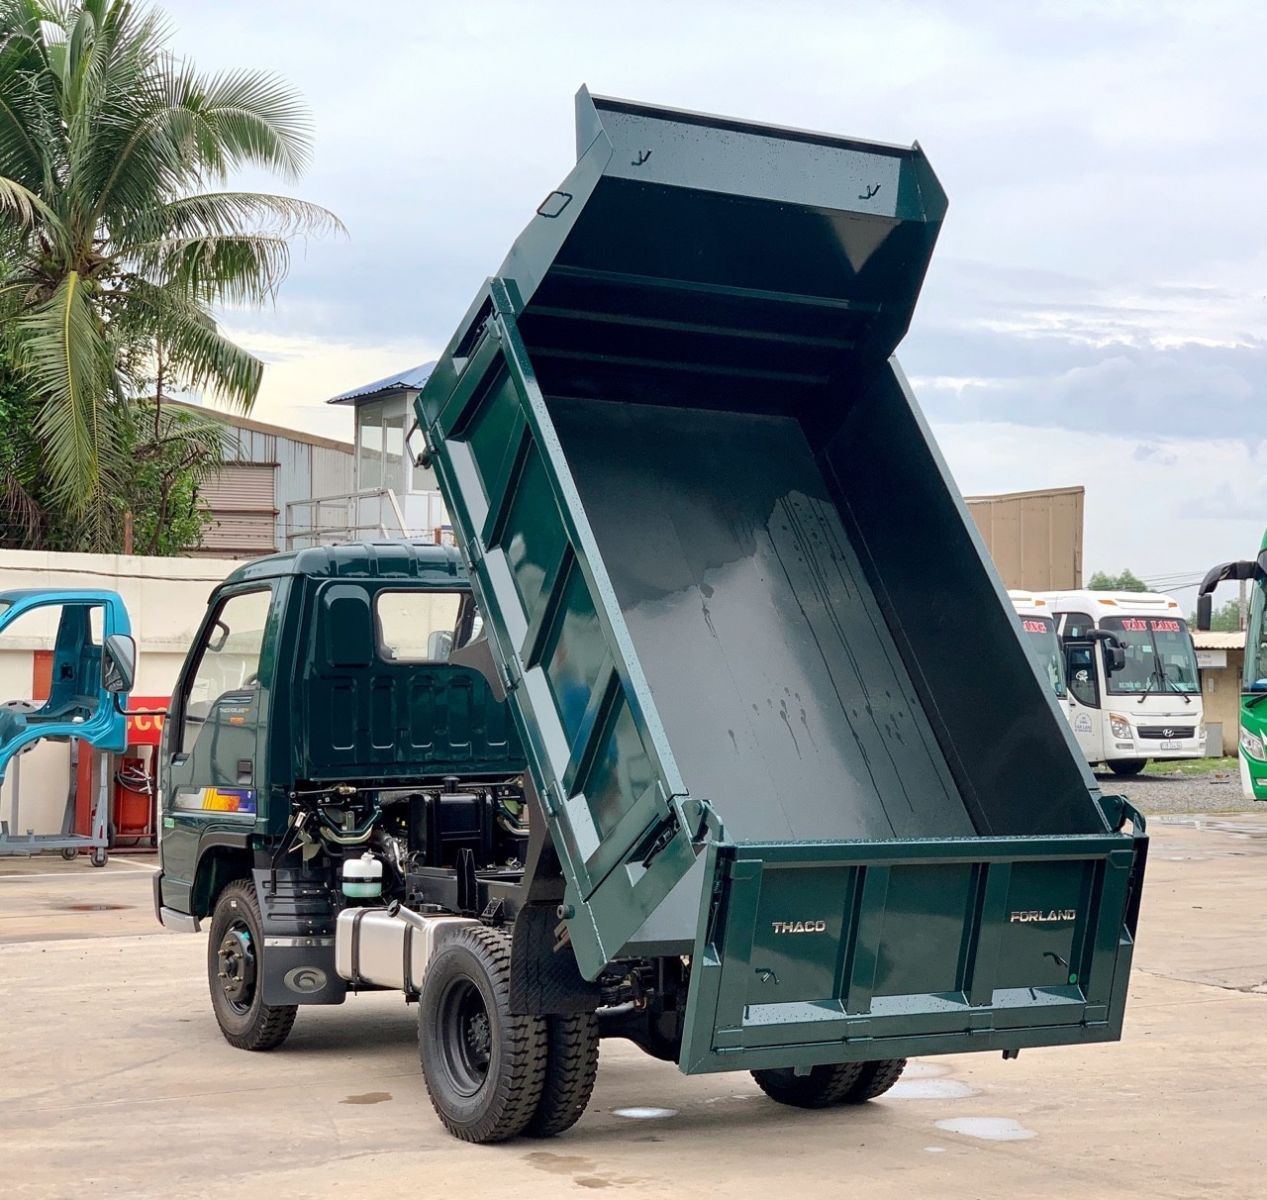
152 89 1147 1144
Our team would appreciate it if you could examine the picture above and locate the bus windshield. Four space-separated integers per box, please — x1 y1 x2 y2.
1019 615 1066 698
1101 615 1200 695
1245 575 1267 693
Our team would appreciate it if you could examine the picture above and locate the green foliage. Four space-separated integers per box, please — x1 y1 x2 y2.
1194 599 1245 634
1087 569 1149 593
0 0 342 550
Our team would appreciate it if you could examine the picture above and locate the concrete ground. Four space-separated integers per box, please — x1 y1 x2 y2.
2 816 1265 1200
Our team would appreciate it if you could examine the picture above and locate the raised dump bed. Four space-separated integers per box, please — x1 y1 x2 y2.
418 89 1146 1075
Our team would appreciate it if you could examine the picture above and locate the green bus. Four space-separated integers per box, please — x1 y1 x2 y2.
1198 534 1267 800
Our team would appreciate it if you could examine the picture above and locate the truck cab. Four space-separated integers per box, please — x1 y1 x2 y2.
154 542 524 1004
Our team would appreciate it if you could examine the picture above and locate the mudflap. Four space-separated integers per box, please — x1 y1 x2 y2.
679 822 1147 1075
253 868 348 1006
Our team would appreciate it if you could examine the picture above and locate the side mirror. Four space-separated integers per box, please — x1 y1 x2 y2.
426 629 453 661
1196 593 1213 632
102 633 137 694
1107 643 1126 674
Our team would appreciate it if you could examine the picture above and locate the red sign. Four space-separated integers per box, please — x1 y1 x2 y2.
1120 617 1183 635
125 697 169 746
1021 619 1051 635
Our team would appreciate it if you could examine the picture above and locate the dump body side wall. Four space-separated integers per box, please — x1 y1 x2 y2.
822 363 1107 837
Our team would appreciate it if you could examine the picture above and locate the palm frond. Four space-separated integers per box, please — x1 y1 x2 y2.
15 269 121 509
0 171 57 226
125 277 263 410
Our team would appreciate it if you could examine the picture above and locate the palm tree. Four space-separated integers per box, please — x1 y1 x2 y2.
0 0 342 546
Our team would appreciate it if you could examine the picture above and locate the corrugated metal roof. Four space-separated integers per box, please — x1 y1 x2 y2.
327 362 436 405
1193 631 1246 650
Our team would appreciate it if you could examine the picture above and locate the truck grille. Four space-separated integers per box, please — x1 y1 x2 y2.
1137 725 1195 740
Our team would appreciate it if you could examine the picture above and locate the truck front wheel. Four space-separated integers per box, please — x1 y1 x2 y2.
418 927 548 1143
207 881 297 1051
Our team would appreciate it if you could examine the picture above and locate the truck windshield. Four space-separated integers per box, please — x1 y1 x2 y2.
1019 616 1066 698
1245 575 1267 693
1100 615 1199 695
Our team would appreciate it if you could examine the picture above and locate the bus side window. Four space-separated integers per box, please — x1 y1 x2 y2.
1066 644 1099 708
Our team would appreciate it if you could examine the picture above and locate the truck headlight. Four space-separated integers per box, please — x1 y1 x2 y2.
1109 713 1133 740
1240 727 1265 761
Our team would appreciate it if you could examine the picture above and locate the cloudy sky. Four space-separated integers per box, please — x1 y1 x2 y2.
161 0 1267 604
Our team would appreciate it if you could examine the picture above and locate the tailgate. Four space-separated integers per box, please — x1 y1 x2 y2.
680 823 1146 1074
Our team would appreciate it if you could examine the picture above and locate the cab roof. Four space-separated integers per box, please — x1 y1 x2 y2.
223 541 467 587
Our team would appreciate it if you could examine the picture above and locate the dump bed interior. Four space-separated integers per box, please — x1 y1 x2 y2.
551 399 973 845
418 89 1128 990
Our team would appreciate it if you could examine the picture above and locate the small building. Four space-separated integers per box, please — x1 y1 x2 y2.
165 398 356 557
1193 630 1246 756
319 362 447 545
965 486 1084 591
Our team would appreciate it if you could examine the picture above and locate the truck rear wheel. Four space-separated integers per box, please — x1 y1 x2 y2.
1108 759 1146 777
525 1012 600 1137
845 1058 907 1101
751 1061 866 1108
207 881 297 1051
418 926 547 1143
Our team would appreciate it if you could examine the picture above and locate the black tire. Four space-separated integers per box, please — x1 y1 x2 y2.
751 1061 867 1108
418 926 547 1143
89 846 108 868
60 847 77 861
525 1012 600 1137
844 1058 907 1102
207 880 297 1051
1108 759 1146 777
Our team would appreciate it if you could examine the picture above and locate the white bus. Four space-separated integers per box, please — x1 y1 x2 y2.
1008 591 1067 702
1036 590 1205 776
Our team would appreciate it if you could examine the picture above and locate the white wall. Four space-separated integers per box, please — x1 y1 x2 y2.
0 550 240 838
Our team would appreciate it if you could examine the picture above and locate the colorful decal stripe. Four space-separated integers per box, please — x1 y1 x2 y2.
174 787 257 814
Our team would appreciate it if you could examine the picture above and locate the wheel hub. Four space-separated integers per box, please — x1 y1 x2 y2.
438 977 493 1096
217 924 256 1009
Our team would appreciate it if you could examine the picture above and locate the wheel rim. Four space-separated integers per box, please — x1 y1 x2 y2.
436 975 493 1097
217 921 257 1013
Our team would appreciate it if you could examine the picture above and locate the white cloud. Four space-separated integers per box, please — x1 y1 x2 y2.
148 0 1267 578
198 328 441 441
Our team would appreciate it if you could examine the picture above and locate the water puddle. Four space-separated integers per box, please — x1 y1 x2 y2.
62 903 128 912
886 1079 978 1100
613 1107 679 1120
340 1091 391 1105
902 1060 951 1079
934 1117 1036 1142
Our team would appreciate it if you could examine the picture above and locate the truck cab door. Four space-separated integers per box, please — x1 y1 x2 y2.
1063 641 1104 764
160 585 281 910
0 591 130 783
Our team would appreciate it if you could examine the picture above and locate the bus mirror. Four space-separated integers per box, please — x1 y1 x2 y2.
1107 644 1126 674
1196 593 1212 632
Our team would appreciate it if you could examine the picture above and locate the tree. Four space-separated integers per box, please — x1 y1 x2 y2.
0 0 342 549
1192 599 1245 634
1087 569 1148 593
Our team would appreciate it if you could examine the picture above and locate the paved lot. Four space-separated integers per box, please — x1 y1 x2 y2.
1100 770 1249 816
2 816 1266 1200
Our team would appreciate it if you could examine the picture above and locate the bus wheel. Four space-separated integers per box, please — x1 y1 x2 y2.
1108 759 1146 777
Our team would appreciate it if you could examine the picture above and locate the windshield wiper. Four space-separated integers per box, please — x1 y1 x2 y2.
1148 655 1191 704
